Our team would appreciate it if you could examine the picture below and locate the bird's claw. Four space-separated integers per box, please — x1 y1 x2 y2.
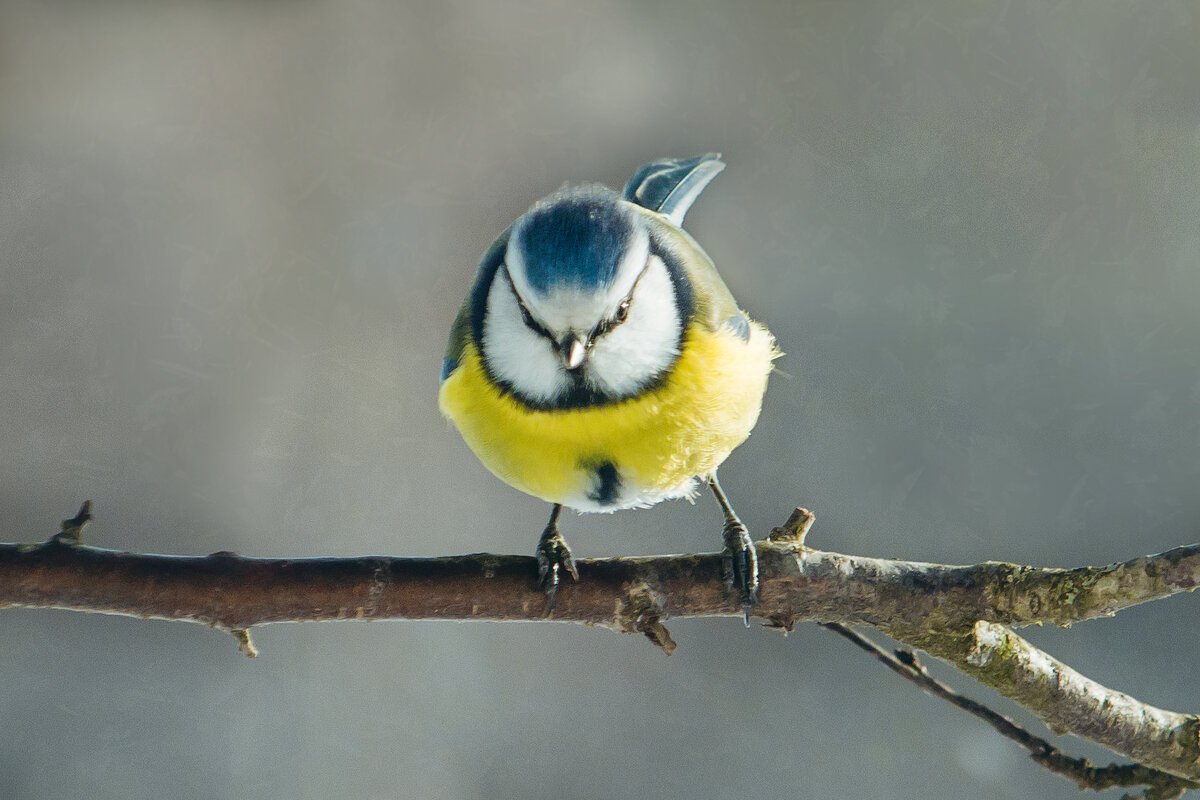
723 518 759 626
536 525 578 616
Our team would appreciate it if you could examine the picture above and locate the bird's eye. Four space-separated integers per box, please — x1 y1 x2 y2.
594 298 631 340
614 299 630 323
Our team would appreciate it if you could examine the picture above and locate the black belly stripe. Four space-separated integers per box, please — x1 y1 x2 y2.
587 461 622 507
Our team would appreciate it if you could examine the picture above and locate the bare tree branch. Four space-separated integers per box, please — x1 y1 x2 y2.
820 622 1198 800
4 503 1200 790
7 505 1198 634
958 622 1200 786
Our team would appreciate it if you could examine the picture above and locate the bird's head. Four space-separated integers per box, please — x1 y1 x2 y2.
479 185 688 409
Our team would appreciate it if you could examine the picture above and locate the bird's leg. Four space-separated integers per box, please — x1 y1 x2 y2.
709 474 758 625
535 503 578 616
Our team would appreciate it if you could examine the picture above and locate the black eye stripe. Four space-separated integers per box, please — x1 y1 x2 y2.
502 267 555 341
592 258 652 339
503 255 656 343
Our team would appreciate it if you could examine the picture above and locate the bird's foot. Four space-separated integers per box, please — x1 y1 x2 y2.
722 518 759 626
536 522 578 617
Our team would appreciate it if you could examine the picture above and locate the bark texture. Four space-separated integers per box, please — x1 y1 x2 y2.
4 504 1199 791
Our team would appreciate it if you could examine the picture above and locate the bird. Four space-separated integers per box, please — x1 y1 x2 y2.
438 154 778 620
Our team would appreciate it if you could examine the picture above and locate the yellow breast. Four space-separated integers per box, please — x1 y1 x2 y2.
439 321 777 511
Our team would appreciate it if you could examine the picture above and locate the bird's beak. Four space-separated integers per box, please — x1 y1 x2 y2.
560 334 588 371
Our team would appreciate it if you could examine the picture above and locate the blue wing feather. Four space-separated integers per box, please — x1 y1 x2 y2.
440 356 459 383
723 312 751 342
623 154 726 225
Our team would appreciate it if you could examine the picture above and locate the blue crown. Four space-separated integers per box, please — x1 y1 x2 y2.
515 187 635 295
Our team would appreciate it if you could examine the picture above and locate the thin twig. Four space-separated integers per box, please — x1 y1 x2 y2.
959 622 1200 786
819 622 1198 800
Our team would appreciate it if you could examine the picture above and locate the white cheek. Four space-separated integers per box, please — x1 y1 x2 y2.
587 256 681 396
481 274 566 403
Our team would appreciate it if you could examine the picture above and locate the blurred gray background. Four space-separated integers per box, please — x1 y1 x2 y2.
2 1 1199 798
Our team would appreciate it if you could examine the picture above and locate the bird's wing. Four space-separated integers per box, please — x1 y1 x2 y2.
623 154 725 226
682 248 752 340
441 229 511 383
440 299 472 382
638 211 753 340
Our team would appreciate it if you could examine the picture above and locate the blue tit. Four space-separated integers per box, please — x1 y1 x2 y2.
439 154 778 617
